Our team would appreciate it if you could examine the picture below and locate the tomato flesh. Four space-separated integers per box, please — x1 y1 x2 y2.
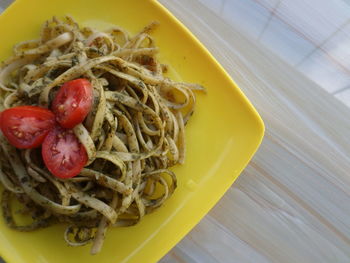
52 78 93 129
0 106 55 149
42 125 87 178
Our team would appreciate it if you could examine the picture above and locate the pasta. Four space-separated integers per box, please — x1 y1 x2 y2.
0 16 205 254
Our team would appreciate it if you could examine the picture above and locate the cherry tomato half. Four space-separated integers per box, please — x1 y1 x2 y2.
0 106 55 149
42 125 87 178
52 78 93 129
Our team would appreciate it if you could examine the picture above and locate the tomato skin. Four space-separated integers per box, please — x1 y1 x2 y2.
42 125 87 179
52 78 93 129
0 112 3 128
0 106 55 149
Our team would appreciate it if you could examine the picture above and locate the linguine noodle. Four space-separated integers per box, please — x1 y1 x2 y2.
0 16 204 254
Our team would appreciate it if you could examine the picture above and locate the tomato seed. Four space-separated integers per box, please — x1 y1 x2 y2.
58 105 65 112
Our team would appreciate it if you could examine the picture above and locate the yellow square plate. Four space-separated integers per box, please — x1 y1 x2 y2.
0 0 264 262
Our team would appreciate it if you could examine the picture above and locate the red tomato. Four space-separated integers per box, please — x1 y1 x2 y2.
42 125 87 178
0 112 3 128
52 78 93 129
0 106 55 149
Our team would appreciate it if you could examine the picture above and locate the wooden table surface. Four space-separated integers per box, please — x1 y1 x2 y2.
1 0 350 262
157 1 350 262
